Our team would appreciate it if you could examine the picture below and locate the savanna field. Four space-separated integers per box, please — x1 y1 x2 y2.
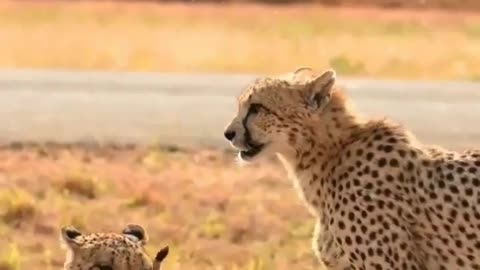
1 0 480 80
0 1 479 269
0 144 317 270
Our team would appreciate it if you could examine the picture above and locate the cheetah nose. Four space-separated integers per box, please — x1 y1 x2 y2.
224 130 236 141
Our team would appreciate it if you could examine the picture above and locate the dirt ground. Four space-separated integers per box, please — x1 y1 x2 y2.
1 1 480 79
0 144 321 270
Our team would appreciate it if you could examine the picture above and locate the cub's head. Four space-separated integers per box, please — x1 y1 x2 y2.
60 224 169 270
223 67 337 162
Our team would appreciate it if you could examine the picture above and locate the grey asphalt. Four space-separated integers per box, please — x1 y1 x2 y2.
0 69 479 150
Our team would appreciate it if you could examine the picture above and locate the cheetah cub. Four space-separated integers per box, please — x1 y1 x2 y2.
60 224 169 270
224 67 480 270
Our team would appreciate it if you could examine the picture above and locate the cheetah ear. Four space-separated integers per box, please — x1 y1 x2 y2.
153 246 169 270
122 224 148 245
305 69 336 111
60 225 83 249
292 66 315 82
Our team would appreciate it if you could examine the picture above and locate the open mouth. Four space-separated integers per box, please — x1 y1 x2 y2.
239 143 265 159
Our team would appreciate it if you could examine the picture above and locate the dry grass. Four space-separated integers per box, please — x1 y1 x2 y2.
0 144 320 270
1 1 480 80
0 189 37 226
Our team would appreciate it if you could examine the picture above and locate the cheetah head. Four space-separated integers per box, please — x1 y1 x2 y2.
60 224 169 270
224 67 337 162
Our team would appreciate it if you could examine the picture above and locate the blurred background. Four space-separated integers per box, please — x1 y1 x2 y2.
0 0 479 270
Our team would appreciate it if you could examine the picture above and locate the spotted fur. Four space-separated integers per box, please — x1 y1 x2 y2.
224 67 480 270
60 224 169 270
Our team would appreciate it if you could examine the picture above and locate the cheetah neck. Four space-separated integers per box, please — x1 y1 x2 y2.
283 103 362 168
277 98 365 214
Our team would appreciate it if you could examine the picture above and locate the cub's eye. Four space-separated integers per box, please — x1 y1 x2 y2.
90 265 113 270
249 103 262 115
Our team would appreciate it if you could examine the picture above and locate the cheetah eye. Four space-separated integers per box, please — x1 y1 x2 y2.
249 103 264 115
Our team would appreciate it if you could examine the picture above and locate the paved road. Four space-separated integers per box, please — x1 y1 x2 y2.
0 69 479 150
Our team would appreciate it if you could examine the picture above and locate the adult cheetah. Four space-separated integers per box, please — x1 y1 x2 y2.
60 224 169 270
223 67 480 270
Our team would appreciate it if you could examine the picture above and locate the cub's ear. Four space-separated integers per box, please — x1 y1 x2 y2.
122 224 148 245
60 225 83 250
153 246 170 270
305 69 336 111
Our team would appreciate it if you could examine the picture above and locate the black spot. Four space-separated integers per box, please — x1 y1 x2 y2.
389 159 399 167
406 161 414 171
345 236 353 245
387 138 397 143
355 235 363 244
455 240 463 248
438 180 446 189
378 158 387 167
449 185 459 194
473 178 480 187
353 179 361 186
383 145 393 153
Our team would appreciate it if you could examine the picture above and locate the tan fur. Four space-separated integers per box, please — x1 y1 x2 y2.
224 67 480 270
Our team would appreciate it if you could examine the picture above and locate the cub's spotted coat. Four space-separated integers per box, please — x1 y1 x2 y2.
60 224 169 270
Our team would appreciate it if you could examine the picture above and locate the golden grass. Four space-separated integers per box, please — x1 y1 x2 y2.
0 243 21 270
0 189 37 226
1 1 480 80
0 144 320 270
